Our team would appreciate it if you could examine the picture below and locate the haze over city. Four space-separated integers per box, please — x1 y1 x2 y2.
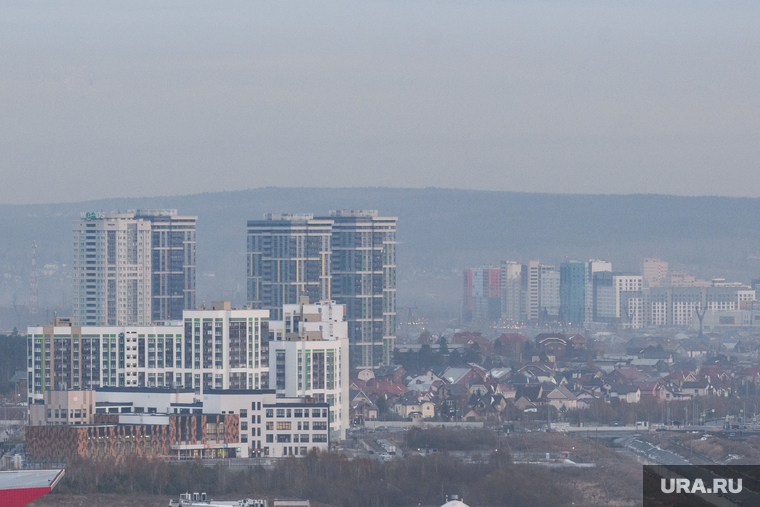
2 0 760 204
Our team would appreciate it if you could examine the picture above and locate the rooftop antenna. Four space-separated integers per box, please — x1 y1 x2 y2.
29 241 39 315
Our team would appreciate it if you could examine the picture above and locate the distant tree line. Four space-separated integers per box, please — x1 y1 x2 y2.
53 451 576 507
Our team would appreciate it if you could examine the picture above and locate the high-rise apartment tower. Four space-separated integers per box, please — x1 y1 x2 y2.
247 210 397 368
247 214 333 320
72 210 196 327
73 213 152 326
133 209 197 321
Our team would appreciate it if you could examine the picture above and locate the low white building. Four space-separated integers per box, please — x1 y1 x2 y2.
88 387 330 458
268 298 349 441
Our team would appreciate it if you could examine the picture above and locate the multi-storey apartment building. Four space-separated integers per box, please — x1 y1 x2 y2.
500 261 522 322
73 213 152 326
559 261 586 325
643 284 756 329
268 298 349 440
641 258 669 287
323 210 397 368
246 214 333 320
523 261 541 322
585 260 612 325
247 210 397 368
133 209 197 321
27 304 269 404
613 274 644 328
72 210 197 327
463 267 500 325
539 265 559 321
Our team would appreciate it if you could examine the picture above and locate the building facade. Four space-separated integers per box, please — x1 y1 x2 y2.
133 210 197 322
248 210 397 368
27 387 330 459
246 214 333 320
268 298 349 440
72 210 197 327
463 267 501 325
641 258 669 287
73 213 152 326
323 210 397 368
539 266 559 321
26 412 241 460
500 261 522 322
27 305 269 404
559 261 586 325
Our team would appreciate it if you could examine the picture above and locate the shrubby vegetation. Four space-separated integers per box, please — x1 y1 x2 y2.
406 427 499 452
53 451 576 507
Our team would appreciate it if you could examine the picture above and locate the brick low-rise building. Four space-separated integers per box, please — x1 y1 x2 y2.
26 412 240 460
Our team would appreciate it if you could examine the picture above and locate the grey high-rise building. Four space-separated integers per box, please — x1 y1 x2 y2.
246 210 397 368
321 210 397 368
133 209 197 321
246 214 333 320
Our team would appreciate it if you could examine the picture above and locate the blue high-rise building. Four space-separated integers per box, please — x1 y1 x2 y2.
560 261 586 325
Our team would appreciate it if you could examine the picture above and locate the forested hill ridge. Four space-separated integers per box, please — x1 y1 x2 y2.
1 188 759 320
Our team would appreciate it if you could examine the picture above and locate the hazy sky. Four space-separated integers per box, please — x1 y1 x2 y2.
2 1 759 204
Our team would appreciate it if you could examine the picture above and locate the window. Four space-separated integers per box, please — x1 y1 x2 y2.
241 434 248 443
240 409 247 418
293 435 299 443
241 421 248 430
313 434 327 442
266 409 273 418
312 409 320 417
322 409 328 418
276 421 291 430
276 409 285 418
257 415 261 424
294 409 302 418
313 421 327 431
303 422 309 431
300 434 309 443
266 422 273 430
277 434 291 443
266 434 273 443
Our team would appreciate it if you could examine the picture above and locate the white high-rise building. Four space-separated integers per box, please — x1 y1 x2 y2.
268 298 349 440
524 261 540 321
539 269 560 319
73 213 152 326
500 261 522 321
613 274 644 328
